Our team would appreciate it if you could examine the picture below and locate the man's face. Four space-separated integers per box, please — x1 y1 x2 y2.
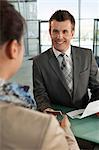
49 20 75 52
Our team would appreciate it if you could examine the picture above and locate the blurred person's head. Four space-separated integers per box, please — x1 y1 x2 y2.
0 0 25 80
49 10 75 52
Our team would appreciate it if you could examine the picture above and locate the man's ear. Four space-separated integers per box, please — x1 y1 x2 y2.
6 40 19 59
71 30 75 38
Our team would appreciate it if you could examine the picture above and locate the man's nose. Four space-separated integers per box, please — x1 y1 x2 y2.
58 32 63 39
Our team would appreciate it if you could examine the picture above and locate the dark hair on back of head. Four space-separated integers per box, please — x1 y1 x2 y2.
49 10 75 31
0 0 25 45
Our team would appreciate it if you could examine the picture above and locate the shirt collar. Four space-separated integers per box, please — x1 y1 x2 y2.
53 46 71 58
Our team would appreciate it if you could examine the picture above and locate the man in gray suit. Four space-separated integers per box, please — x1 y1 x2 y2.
33 10 99 112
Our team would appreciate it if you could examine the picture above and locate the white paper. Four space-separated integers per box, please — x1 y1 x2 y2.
66 109 84 119
67 100 99 119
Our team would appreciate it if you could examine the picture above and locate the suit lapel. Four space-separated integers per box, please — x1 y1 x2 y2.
48 48 71 94
72 46 81 97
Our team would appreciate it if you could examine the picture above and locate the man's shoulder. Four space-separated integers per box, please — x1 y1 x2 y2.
72 45 92 57
72 45 91 52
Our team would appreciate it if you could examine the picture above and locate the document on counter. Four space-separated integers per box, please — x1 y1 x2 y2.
66 100 99 119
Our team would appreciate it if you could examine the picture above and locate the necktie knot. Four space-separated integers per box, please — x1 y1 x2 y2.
59 54 66 69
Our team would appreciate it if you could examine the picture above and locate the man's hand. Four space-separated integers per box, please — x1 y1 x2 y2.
59 115 70 129
43 108 54 113
44 108 71 129
96 112 99 117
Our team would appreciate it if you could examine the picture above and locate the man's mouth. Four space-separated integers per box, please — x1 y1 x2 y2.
56 41 64 45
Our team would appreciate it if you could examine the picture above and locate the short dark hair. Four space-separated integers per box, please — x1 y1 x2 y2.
49 10 75 31
0 0 25 45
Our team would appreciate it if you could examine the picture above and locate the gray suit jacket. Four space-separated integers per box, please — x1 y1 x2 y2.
33 46 99 111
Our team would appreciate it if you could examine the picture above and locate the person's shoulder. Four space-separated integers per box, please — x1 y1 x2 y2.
72 45 91 52
72 45 92 56
0 103 54 138
13 105 55 128
0 103 57 149
0 103 69 150
14 106 61 139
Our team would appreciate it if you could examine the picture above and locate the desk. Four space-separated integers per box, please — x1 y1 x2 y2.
52 104 99 144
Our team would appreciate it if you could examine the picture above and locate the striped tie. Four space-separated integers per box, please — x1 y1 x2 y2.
60 54 73 92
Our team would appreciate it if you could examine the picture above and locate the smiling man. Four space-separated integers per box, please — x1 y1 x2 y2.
33 10 99 113
32 10 99 149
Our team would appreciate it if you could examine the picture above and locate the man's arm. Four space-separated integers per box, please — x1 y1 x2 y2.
89 51 99 101
33 58 52 111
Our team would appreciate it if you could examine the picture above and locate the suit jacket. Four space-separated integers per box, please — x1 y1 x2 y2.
33 46 99 111
0 102 72 150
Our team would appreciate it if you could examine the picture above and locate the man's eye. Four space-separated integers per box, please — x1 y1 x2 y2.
53 30 58 33
63 30 68 34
